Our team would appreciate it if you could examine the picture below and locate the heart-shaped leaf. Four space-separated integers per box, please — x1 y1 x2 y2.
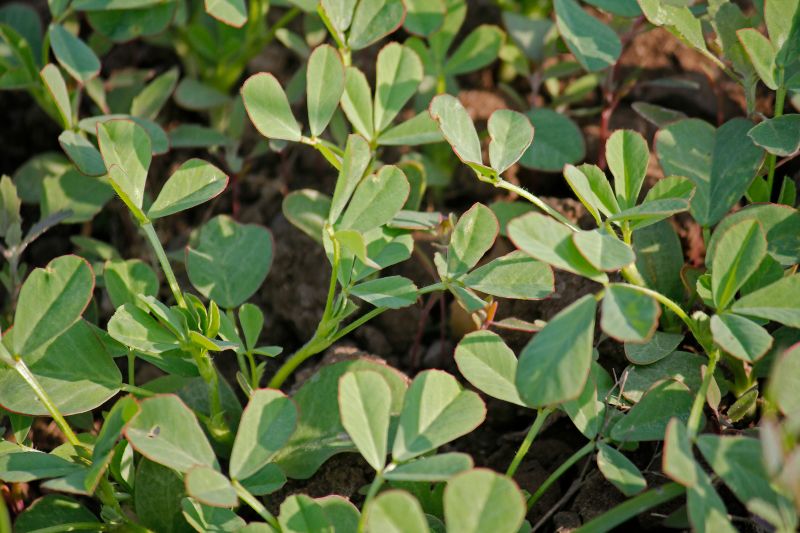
12 255 94 357
444 469 526 533
329 134 371 224
429 94 482 165
204 0 247 28
447 203 498 278
366 491 427 533
596 442 647 496
731 275 800 328
187 215 273 309
383 452 473 482
96 119 151 210
347 0 405 51
463 251 553 300
278 495 333 533
606 129 648 209
554 0 621 71
230 389 297 481
185 466 238 508
710 219 767 310
48 24 100 83
748 115 800 156
350 276 418 309
601 284 660 343
455 330 525 406
392 370 485 462
516 294 597 407
338 371 392 471
572 229 635 272
487 110 533 174
711 313 773 362
338 165 409 233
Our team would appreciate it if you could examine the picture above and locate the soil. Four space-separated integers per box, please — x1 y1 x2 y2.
3 1 797 530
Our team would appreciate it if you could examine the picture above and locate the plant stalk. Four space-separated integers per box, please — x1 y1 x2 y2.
506 407 554 477
494 178 580 231
357 473 385 533
765 83 787 197
141 222 186 309
232 479 280 530
574 482 685 532
527 440 595 510
686 349 720 440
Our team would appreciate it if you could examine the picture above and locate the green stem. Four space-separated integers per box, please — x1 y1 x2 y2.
618 284 696 339
141 223 186 309
10 357 81 447
527 441 595 510
232 479 280 530
687 349 720 440
495 178 580 231
127 349 136 386
766 84 787 197
31 524 113 533
120 383 155 397
506 407 553 477
357 473 385 533
574 483 685 533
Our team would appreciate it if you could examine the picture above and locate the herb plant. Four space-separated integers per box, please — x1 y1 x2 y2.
1 0 800 532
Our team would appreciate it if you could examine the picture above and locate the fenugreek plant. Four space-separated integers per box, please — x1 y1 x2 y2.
1 0 800 532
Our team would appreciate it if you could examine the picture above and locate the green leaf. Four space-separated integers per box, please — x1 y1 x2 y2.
338 371 392 471
307 45 345 137
487 110 533 174
204 0 247 27
339 165 409 233
131 67 179 120
148 159 228 219
444 24 505 75
572 229 635 271
174 79 228 111
503 11 555 63
40 64 72 129
107 303 180 354
14 495 98 533
633 220 684 301
279 494 333 533
622 350 708 404
769 341 800 419
737 28 778 89
447 203 498 277
610 380 693 442
12 255 93 356
383 452 473 482
596 442 647 496
187 215 273 309
377 112 443 146
283 189 331 244
125 395 218 472
711 313 773 362
444 469 526 533
0 450 83 482
554 0 621 72
403 0 445 36
0 320 122 416
455 330 525 406
606 129 649 209
240 463 286 496
374 43 423 133
104 259 158 310
563 163 619 223
40 169 114 223
229 389 296 480
341 67 373 139
329 134 371 224
609 176 695 229
365 490 428 533
563 362 610 439
96 119 151 210
79 114 168 155
59 130 106 177
48 24 100 83
748 114 800 156
185 466 237 509
241 73 301 142
86 395 139 491
731 275 800 327
347 0 404 51
520 108 585 172
462 250 553 300
516 294 597 407
697 434 798 530
711 219 768 313
169 124 229 149
321 0 356 32
392 370 485 462
508 213 607 283
655 118 764 227
429 94 481 165
707 204 800 267
182 498 245 532
687 472 737 533
624 331 683 365
275 359 408 479
133 459 191 533
663 417 698 486
350 275 418 309
601 284 659 343
317 496 360 533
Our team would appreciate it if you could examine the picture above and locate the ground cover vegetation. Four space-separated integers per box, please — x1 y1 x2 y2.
0 0 799 531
